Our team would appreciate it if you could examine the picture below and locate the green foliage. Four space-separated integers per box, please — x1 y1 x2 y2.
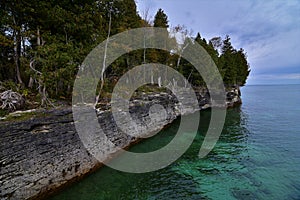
0 80 30 98
0 109 9 117
154 9 169 28
195 34 250 86
1 80 19 92
0 1 250 107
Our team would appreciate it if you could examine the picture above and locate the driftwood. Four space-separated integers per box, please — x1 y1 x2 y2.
0 90 25 110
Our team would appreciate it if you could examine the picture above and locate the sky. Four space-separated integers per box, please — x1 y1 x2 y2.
135 0 300 85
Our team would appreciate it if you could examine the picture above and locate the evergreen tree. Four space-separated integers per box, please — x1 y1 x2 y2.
221 35 234 54
0 5 15 81
219 35 237 85
235 48 250 86
119 0 142 30
0 0 250 108
153 9 169 28
195 32 218 65
149 9 170 65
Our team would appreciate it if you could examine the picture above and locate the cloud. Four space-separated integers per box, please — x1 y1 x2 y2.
221 0 300 74
136 0 300 84
254 73 300 80
247 73 300 85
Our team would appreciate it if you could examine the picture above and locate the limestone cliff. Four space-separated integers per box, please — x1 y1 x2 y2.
0 87 241 199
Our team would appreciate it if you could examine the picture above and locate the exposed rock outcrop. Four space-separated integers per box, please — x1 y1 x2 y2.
0 87 241 199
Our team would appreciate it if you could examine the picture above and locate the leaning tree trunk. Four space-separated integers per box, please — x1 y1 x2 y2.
29 27 54 107
14 29 23 86
28 77 34 88
94 9 112 108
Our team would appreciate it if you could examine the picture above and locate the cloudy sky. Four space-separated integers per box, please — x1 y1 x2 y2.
136 0 300 85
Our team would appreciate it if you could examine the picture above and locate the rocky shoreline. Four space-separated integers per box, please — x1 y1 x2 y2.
0 87 241 200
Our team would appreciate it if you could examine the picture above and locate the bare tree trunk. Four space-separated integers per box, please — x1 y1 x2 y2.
143 30 146 82
64 27 68 44
41 85 46 106
143 30 146 64
176 55 182 71
151 71 154 84
28 77 34 88
142 7 151 83
29 28 54 107
37 28 41 46
28 28 41 88
176 43 189 75
126 56 131 85
22 36 26 57
15 29 23 85
158 77 161 87
185 69 193 88
37 28 49 106
94 10 112 108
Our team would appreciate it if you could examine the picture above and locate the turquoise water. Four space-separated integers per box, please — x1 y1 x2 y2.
49 85 300 199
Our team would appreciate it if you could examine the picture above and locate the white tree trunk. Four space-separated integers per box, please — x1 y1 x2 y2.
158 77 161 87
94 10 112 108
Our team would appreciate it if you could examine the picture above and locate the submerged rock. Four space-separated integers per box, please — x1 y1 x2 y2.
231 188 258 200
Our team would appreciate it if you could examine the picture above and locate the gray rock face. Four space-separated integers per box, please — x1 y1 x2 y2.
0 109 98 199
226 86 242 107
0 87 241 199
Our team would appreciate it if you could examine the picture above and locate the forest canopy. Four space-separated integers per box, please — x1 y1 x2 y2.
0 0 250 108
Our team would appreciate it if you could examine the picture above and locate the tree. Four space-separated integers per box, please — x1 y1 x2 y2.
153 8 169 28
234 48 250 86
0 0 250 109
221 35 234 54
195 32 218 65
140 6 152 67
0 0 30 85
94 1 112 108
172 25 192 74
149 8 170 65
118 0 142 30
0 7 15 81
209 37 222 53
219 35 235 85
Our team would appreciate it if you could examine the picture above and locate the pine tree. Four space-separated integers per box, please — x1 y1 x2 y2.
235 48 250 86
119 0 142 30
195 32 218 65
0 0 251 108
153 9 169 28
219 35 237 85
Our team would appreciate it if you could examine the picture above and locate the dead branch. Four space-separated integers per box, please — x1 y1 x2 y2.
0 90 25 110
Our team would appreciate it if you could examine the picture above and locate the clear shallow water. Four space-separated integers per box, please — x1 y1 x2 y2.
49 85 300 200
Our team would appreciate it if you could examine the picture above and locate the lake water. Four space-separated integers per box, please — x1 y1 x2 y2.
49 85 300 200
